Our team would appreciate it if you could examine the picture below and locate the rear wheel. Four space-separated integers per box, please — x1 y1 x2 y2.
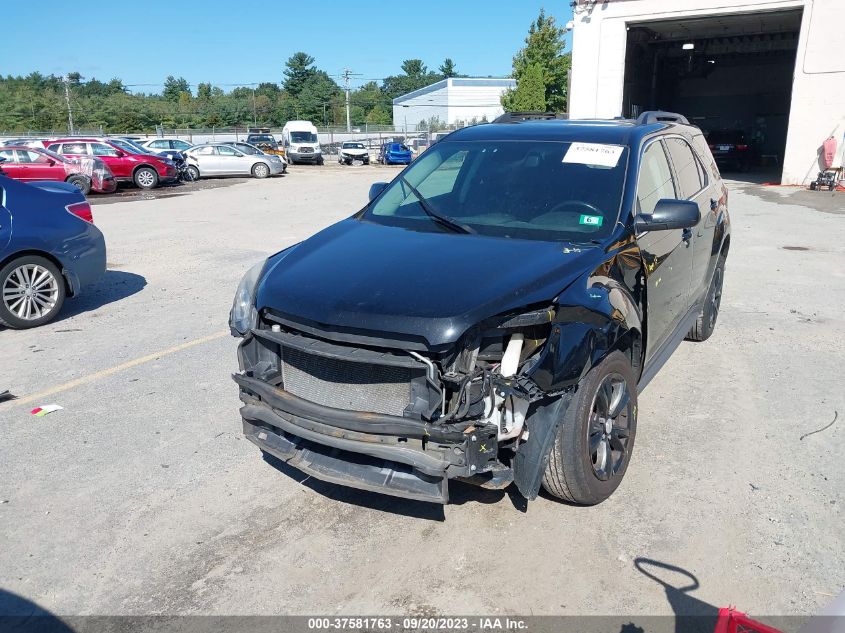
542 351 638 505
134 166 158 189
0 255 66 329
66 174 90 195
687 256 725 342
252 163 270 179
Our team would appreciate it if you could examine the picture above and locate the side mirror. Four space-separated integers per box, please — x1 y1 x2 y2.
114 150 126 158
368 182 388 201
635 199 700 232
47 159 56 166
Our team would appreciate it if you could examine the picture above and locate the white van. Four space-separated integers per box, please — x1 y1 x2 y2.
281 121 322 165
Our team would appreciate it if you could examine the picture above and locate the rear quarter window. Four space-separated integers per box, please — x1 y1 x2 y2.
691 134 721 182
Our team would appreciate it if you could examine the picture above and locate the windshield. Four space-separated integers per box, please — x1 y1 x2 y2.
291 131 317 143
366 140 628 242
248 135 276 144
343 142 364 149
238 144 262 155
109 139 146 155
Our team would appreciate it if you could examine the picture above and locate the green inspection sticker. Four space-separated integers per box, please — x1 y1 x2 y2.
579 214 603 227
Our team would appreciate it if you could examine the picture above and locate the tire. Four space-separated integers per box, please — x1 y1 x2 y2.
687 255 725 342
0 255 66 329
66 175 91 196
134 166 159 189
542 350 638 505
317 156 324 166
252 163 270 179
187 165 200 181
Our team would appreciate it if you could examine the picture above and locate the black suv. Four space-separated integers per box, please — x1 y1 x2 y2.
231 111 730 506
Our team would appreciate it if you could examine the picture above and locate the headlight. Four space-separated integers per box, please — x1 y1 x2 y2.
229 259 266 336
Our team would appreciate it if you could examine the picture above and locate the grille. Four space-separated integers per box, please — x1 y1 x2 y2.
281 346 419 416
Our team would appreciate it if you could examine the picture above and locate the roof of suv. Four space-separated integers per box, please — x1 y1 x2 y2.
446 115 699 147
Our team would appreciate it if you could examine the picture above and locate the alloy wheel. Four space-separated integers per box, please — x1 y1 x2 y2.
587 373 633 481
2 264 60 321
137 170 155 187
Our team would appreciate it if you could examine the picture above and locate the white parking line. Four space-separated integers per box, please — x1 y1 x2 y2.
2 330 229 408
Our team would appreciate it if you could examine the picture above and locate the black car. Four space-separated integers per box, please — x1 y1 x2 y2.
231 111 731 506
707 129 755 172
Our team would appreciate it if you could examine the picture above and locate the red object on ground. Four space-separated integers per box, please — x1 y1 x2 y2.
822 137 837 169
714 607 784 633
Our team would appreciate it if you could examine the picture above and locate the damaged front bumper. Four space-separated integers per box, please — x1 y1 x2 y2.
235 373 499 504
233 309 575 504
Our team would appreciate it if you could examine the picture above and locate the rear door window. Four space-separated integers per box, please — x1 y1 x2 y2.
637 141 676 214
63 143 89 155
665 137 704 199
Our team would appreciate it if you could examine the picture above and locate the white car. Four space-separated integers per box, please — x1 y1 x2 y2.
338 141 370 165
137 138 195 153
184 143 284 179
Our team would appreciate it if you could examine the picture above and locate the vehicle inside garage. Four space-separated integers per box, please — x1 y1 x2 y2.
622 9 802 173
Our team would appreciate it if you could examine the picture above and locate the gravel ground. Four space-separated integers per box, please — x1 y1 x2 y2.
0 167 842 621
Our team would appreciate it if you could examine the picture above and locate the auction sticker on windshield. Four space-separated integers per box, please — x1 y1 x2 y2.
562 142 624 168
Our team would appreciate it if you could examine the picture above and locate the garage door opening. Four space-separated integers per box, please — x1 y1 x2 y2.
622 9 802 183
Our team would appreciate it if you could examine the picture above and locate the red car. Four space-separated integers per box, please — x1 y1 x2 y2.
46 138 177 189
0 146 117 195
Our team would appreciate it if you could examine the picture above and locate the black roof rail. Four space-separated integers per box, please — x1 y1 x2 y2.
636 111 689 125
493 111 569 124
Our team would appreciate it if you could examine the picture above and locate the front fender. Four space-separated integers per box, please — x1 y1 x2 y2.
527 274 643 393
514 249 644 500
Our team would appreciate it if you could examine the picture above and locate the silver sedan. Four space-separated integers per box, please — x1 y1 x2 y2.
184 143 284 179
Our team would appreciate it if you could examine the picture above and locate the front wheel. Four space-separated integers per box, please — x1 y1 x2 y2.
316 156 324 166
542 350 638 505
134 166 159 189
251 163 270 179
186 165 200 181
0 255 66 329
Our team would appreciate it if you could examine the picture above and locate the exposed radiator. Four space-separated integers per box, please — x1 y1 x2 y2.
281 346 421 416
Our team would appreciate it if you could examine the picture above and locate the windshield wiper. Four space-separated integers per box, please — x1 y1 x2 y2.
400 176 475 234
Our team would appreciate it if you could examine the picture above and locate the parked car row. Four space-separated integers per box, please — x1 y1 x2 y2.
0 135 290 193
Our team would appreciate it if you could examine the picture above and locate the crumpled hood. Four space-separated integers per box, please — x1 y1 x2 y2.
255 218 599 348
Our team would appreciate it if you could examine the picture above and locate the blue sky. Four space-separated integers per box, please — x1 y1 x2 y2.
5 1 573 92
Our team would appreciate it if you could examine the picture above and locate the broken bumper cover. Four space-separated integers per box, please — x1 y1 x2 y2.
234 373 497 504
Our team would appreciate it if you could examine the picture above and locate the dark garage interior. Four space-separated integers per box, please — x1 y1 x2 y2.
622 9 802 174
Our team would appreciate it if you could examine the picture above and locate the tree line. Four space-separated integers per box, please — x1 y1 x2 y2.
0 10 570 134
0 55 463 133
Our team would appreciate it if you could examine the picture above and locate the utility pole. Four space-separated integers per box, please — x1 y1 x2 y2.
340 68 361 133
63 75 75 135
251 87 257 126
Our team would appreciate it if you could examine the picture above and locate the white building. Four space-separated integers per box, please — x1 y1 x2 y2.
569 0 844 185
393 78 516 132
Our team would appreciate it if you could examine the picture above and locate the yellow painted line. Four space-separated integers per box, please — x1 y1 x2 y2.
3 330 229 408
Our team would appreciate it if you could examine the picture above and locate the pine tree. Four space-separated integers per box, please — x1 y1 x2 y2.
503 9 571 112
